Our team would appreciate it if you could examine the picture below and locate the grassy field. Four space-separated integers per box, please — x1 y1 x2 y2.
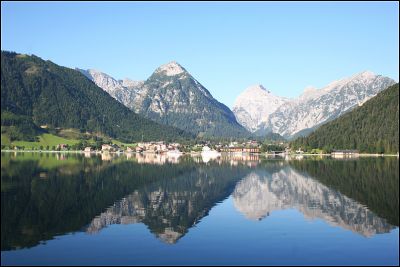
1 134 11 146
3 133 80 149
1 133 138 150
111 139 137 148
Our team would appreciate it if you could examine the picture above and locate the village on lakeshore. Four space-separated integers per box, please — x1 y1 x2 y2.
3 139 391 158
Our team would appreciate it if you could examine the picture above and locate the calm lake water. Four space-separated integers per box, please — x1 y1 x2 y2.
1 152 399 265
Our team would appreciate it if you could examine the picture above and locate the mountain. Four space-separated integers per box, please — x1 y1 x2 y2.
233 72 396 138
79 62 250 138
1 51 191 142
76 68 144 108
263 71 396 138
232 84 289 133
291 83 399 153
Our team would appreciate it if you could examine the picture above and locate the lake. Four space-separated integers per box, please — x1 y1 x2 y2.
1 152 399 265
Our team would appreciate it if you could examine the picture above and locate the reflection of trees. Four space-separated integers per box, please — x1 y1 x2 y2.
233 167 396 237
1 153 200 250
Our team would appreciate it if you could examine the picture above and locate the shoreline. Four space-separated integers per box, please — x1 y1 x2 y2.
1 150 398 157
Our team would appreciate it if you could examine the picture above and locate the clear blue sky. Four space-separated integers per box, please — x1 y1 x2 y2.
2 1 399 107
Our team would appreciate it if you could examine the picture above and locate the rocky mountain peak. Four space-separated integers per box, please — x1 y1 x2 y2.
81 69 123 93
77 68 143 108
232 84 289 132
245 84 270 94
303 85 317 94
354 70 376 79
120 78 144 89
155 61 186 76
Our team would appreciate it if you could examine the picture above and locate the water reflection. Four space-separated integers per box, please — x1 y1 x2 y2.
135 153 183 165
86 164 248 244
1 152 398 251
233 169 394 236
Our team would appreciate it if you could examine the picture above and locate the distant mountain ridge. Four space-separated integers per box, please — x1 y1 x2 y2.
79 62 249 138
233 71 396 138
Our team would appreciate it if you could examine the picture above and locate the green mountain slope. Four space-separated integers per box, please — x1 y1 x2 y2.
291 83 399 153
1 51 192 142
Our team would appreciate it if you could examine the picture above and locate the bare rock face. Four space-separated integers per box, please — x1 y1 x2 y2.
76 68 143 108
233 71 395 138
232 84 289 132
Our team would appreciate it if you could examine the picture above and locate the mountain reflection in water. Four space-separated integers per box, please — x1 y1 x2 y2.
233 169 394 237
1 152 398 250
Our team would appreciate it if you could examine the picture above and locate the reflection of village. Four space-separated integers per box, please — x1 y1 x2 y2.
94 150 332 167
97 150 262 166
94 141 262 154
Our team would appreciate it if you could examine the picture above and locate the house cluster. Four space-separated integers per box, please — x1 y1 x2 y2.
57 144 68 151
221 147 260 153
80 141 183 154
331 150 359 158
221 140 261 153
134 142 181 153
100 144 121 152
82 144 122 153
227 140 259 147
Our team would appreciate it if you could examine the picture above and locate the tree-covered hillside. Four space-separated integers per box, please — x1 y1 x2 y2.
291 83 399 154
1 51 192 142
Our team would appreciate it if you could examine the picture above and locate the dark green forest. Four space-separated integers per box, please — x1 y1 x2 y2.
291 83 399 153
1 51 192 142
